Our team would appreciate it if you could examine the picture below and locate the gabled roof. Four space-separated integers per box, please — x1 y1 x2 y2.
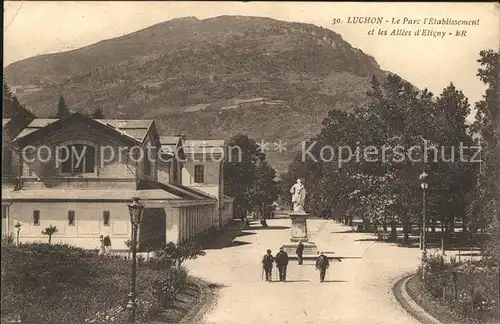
159 136 184 159
12 113 147 146
96 119 153 142
160 136 181 145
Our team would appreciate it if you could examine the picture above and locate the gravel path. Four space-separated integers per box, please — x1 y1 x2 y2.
186 218 422 324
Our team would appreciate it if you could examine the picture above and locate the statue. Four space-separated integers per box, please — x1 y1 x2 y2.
290 179 306 213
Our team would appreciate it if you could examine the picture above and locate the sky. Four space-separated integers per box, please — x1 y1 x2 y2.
3 1 499 120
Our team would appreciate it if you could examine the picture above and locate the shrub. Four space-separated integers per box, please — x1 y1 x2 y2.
41 224 58 244
163 241 206 268
151 266 189 308
2 233 15 246
1 243 162 323
419 253 499 322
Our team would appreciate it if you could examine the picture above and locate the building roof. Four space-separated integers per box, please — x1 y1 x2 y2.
138 179 217 201
15 119 59 139
1 189 182 201
2 179 217 202
184 140 225 147
159 136 184 159
96 119 153 141
160 136 181 145
183 139 225 156
14 117 154 143
12 114 153 147
3 119 11 127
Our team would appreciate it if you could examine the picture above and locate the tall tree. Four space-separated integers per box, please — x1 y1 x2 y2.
431 84 476 232
224 134 278 219
56 95 70 118
2 80 35 119
471 49 500 261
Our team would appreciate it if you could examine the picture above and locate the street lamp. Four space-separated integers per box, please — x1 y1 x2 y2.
14 222 21 246
126 197 144 323
419 170 428 279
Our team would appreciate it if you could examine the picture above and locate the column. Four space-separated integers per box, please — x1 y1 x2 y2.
166 207 180 244
190 207 194 239
186 207 193 240
197 208 200 236
182 208 187 242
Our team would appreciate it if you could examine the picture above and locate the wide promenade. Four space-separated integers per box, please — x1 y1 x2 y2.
186 217 421 324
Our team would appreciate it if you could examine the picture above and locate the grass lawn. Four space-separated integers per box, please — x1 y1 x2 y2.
1 243 206 324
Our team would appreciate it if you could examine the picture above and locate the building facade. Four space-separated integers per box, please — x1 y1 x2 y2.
1 113 233 250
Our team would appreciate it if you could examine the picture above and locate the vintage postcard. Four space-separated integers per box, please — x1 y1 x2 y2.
2 2 499 324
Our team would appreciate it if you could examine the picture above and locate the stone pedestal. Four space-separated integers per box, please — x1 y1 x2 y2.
282 211 318 258
289 212 309 242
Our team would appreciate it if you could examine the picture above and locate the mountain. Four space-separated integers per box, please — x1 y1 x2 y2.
4 15 387 171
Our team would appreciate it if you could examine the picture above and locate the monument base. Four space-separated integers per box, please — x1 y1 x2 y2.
282 242 318 257
288 211 309 242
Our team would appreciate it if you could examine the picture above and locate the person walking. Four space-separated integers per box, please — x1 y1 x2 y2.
262 249 274 282
315 252 330 283
275 247 289 282
296 241 304 265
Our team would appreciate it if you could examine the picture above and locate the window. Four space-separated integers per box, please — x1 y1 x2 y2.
103 211 110 226
33 210 40 226
68 211 75 226
60 144 96 174
194 165 204 183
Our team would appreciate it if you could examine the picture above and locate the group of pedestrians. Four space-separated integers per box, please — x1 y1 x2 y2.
262 242 330 283
262 247 289 282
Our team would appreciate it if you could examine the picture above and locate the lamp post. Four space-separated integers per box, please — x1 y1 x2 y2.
126 197 144 323
419 170 428 279
14 222 21 246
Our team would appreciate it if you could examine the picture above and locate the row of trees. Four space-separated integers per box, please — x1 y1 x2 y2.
284 50 498 254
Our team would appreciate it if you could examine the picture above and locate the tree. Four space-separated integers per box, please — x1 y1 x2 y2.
250 159 280 221
56 95 70 118
224 134 278 219
163 241 206 268
90 108 105 119
471 49 500 261
431 84 476 233
2 80 35 120
41 225 58 244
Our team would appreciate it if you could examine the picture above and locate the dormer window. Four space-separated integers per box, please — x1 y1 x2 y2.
60 144 96 174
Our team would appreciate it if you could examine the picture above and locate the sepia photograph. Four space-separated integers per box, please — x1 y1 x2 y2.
2 1 499 323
